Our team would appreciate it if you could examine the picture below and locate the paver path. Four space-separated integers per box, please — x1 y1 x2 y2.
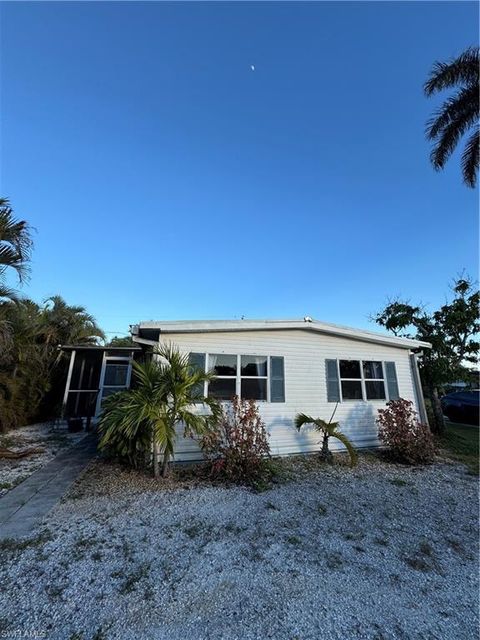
0 434 97 539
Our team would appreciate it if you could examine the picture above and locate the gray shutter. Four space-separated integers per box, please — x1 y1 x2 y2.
188 353 206 397
188 352 205 371
385 362 399 400
326 359 340 402
270 357 285 402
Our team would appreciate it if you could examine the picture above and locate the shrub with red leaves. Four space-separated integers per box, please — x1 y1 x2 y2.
376 398 435 464
201 396 271 485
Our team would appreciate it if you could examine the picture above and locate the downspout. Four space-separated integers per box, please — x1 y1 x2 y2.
410 351 428 426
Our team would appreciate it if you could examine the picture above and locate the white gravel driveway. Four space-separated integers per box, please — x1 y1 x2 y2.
0 455 478 640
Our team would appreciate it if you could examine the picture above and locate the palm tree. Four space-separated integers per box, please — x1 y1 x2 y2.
424 46 479 188
295 408 358 467
0 296 105 431
0 198 33 300
99 343 221 477
40 295 105 349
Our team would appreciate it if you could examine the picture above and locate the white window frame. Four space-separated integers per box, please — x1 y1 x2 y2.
240 355 269 402
206 353 238 399
205 353 270 402
338 359 386 402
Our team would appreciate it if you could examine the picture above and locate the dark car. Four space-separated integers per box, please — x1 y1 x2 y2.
441 390 480 426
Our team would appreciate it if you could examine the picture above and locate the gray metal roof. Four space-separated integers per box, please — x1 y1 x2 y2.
60 345 143 351
132 318 431 350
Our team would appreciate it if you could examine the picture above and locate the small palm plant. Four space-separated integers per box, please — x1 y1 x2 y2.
98 343 220 477
294 407 358 467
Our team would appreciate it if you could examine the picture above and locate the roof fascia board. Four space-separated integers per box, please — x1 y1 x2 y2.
136 321 431 350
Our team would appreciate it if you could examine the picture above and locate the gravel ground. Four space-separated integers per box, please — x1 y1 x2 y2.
0 424 86 496
0 454 478 640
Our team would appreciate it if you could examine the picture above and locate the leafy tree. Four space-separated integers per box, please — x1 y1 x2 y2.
107 335 135 347
98 343 220 477
295 409 358 467
424 46 479 187
0 198 32 300
0 296 104 431
373 276 479 434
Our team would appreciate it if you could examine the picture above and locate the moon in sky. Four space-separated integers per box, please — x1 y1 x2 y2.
250 65 255 71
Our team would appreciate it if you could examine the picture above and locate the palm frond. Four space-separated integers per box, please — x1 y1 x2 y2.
295 412 357 467
294 413 339 432
426 84 478 141
424 47 479 96
0 199 32 284
327 428 358 467
429 103 479 170
461 126 479 188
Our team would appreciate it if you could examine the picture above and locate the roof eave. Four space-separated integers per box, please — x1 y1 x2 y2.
135 321 431 351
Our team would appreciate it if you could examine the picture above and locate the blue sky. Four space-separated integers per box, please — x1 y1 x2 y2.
1 1 478 339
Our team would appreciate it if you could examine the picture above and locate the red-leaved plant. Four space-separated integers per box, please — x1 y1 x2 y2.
201 396 271 485
376 398 435 464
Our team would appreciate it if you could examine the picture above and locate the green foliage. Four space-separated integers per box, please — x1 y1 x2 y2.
107 335 135 347
294 412 358 467
424 46 479 188
0 198 33 301
373 275 479 433
439 421 479 475
0 296 104 432
98 343 220 476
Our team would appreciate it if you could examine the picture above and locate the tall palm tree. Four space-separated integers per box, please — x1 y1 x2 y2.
99 343 221 477
0 198 33 300
424 46 479 188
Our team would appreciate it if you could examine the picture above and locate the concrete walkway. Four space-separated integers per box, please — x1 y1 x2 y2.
0 434 97 540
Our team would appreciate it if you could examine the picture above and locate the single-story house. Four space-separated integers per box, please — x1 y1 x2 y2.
127 317 431 460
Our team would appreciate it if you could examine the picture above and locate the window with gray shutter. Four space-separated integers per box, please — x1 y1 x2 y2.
384 361 399 400
326 359 340 402
188 353 206 398
270 356 285 402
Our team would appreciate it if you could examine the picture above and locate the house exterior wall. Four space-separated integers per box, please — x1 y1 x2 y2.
157 329 418 461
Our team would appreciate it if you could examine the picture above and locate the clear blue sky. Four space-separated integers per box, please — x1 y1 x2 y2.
1 1 478 338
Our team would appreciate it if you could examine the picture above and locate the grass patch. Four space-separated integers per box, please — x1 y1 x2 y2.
265 500 279 511
389 477 411 487
0 435 19 449
438 422 479 475
326 552 344 569
0 531 52 555
119 563 149 595
404 539 437 572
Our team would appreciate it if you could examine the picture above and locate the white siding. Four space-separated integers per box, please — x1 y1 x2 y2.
160 329 418 461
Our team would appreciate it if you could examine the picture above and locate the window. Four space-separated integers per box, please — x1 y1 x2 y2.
208 354 237 400
338 359 386 401
241 355 268 400
100 358 131 408
363 361 386 400
104 363 129 386
339 360 363 400
189 353 285 403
